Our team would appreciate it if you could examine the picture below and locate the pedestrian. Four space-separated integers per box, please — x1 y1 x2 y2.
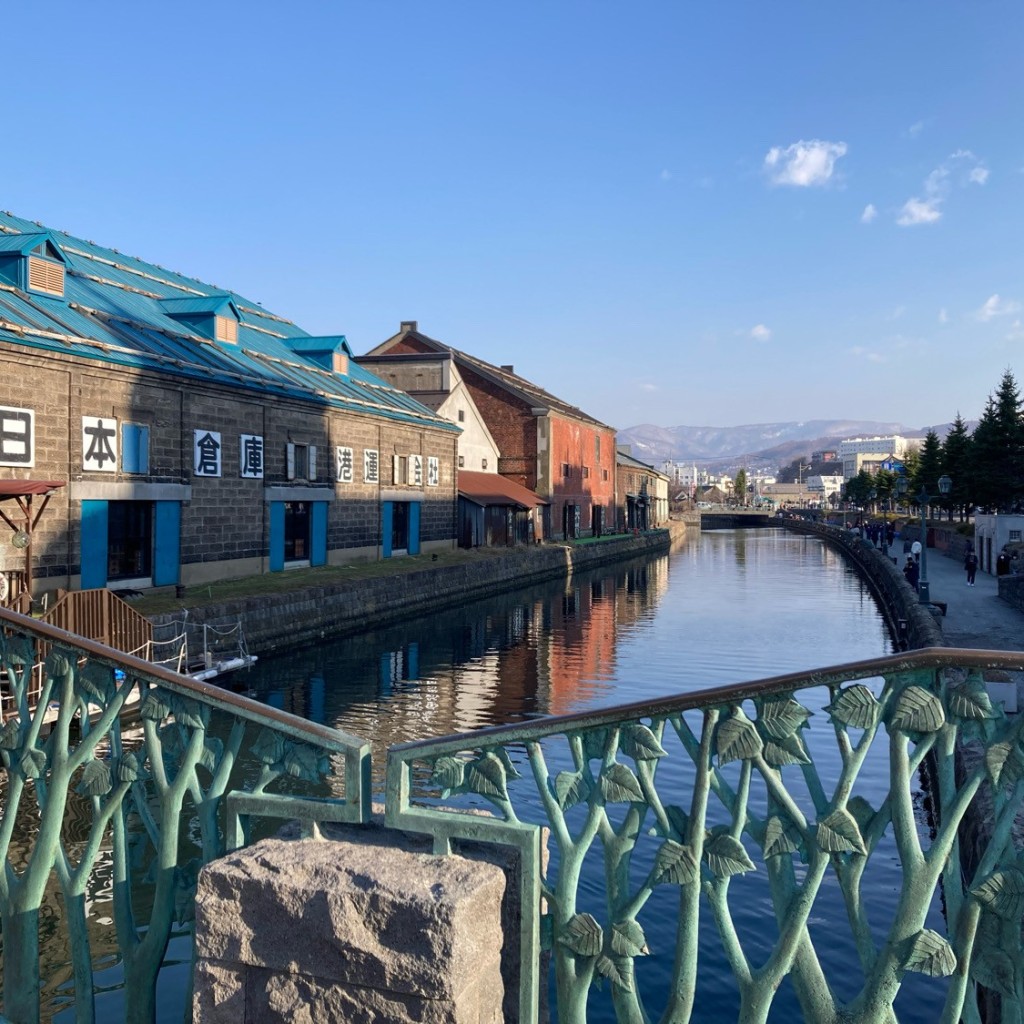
997 549 1011 576
911 539 922 564
964 547 978 586
904 555 920 590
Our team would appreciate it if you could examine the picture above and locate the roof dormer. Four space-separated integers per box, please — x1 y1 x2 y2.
285 336 351 375
0 231 69 298
159 294 240 343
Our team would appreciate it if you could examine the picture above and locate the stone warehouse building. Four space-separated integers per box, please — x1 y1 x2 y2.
361 322 617 540
0 213 459 603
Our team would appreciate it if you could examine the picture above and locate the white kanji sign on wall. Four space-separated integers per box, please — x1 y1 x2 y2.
82 417 117 472
194 430 222 477
427 456 439 487
0 406 34 467
336 446 354 483
240 434 264 479
364 448 379 483
410 454 423 486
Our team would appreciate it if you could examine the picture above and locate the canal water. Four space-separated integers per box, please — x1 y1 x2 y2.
50 528 946 1022
231 528 943 1024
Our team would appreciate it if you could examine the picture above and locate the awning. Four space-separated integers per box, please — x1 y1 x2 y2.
458 471 548 510
0 480 65 499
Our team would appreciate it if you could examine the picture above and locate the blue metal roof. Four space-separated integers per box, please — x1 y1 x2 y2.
0 212 458 433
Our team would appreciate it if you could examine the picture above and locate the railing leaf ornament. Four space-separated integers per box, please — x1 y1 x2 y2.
0 607 370 1024
900 929 958 977
385 647 1024 1024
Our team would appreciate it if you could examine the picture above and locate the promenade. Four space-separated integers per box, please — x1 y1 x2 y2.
898 540 1024 652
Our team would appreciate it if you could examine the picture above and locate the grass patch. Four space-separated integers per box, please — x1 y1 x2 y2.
133 547 510 617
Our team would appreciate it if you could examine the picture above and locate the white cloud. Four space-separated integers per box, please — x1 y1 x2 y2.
660 169 672 182
861 203 878 223
763 139 847 187
976 294 1021 321
897 197 942 226
640 382 658 392
1007 320 1024 342
749 324 772 342
938 308 948 324
886 305 906 321
897 149 989 226
696 175 714 189
908 120 926 138
849 346 887 363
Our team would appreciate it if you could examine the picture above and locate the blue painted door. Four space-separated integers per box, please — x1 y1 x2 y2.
80 500 109 589
311 501 327 566
382 502 393 559
153 501 181 586
408 501 421 555
269 502 284 572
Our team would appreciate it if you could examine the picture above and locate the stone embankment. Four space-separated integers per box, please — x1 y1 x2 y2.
153 529 676 656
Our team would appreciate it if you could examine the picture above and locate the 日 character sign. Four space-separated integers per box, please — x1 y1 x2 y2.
0 406 34 467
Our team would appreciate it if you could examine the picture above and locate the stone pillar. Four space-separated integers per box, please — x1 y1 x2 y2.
193 833 507 1023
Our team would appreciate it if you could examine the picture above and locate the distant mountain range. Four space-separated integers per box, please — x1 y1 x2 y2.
617 420 949 471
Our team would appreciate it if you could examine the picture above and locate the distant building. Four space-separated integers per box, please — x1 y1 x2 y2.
839 436 911 479
617 448 669 530
806 475 845 501
812 449 838 462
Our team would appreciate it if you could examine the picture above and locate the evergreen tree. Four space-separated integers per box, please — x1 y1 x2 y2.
912 430 944 515
734 468 748 506
971 370 1024 511
941 413 972 521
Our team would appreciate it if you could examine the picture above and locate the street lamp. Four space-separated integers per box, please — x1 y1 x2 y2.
913 475 953 604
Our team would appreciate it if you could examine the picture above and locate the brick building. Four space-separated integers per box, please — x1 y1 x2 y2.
362 323 617 540
0 213 459 605
616 448 670 530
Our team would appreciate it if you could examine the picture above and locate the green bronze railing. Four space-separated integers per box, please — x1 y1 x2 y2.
0 606 370 1024
386 647 1024 1024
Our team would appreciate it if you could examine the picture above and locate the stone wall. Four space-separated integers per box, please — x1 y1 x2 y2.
152 531 671 656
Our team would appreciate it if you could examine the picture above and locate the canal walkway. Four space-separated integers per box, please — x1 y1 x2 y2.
904 542 1024 652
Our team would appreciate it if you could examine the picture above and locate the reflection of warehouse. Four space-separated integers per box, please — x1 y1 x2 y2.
0 212 459 602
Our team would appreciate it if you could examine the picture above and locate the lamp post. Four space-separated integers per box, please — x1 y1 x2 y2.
912 475 953 604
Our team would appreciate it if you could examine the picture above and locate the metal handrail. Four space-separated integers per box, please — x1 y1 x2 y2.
386 646 1024 1024
0 605 371 1024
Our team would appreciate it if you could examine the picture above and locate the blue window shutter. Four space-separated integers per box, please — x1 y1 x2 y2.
311 501 327 566
269 502 285 571
121 425 150 474
138 426 150 474
408 501 421 555
152 501 180 586
121 424 138 473
382 502 393 559
80 500 108 589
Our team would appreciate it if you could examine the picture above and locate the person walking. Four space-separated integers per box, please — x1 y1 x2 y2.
904 555 920 590
965 547 978 586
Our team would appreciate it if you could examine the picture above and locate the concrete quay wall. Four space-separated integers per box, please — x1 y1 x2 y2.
152 530 673 656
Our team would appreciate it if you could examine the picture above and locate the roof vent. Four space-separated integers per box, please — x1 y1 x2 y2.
501 365 515 373
400 321 418 333
160 294 240 343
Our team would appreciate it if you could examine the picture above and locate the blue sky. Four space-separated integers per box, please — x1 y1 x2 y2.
6 2 1023 430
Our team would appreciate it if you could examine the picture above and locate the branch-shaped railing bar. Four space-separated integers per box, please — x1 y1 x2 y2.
0 606 371 1024
385 647 1024 1024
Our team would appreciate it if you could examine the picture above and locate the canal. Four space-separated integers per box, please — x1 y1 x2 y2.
51 528 946 1022
232 528 941 1023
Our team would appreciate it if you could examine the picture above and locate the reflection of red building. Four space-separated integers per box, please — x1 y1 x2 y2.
546 580 618 714
363 323 617 540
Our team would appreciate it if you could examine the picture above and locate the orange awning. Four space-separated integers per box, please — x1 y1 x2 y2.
458 471 548 509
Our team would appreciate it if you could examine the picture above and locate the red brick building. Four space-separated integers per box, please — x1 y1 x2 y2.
362 323 617 540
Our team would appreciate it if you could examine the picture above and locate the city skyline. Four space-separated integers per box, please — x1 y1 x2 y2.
5 1 1023 431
